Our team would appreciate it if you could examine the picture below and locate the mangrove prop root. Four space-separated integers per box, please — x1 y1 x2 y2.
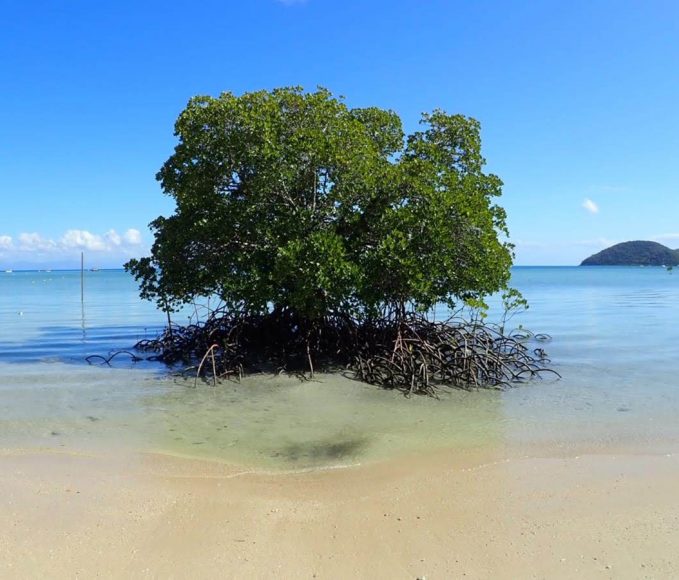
123 309 560 395
85 351 144 365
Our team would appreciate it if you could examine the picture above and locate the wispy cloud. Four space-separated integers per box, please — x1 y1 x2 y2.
582 198 599 214
587 184 628 194
574 237 617 248
516 237 616 251
0 228 145 267
512 239 549 250
652 233 679 246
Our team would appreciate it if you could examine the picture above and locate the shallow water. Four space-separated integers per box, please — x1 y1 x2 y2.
1 267 679 469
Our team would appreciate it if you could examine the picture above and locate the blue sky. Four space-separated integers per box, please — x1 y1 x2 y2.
1 0 678 268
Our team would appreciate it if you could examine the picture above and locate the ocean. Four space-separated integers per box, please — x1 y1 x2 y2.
1 266 678 468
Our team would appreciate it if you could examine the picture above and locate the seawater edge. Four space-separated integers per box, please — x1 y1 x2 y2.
1 266 679 470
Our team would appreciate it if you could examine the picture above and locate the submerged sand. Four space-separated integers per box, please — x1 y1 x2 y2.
1 446 678 579
3 367 679 578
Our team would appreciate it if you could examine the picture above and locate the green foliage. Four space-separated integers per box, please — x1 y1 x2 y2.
498 287 529 333
126 87 515 322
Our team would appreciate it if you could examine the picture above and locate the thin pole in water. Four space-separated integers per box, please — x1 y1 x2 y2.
80 252 86 333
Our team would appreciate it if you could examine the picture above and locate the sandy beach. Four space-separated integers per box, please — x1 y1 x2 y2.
2 445 678 579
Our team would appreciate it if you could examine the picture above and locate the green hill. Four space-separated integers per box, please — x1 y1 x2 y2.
580 241 679 266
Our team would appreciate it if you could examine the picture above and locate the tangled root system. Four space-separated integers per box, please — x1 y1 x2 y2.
126 308 559 396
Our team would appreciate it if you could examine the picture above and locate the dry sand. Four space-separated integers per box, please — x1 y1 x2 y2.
2 445 679 579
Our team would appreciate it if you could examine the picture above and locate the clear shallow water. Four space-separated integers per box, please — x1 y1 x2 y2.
1 267 679 468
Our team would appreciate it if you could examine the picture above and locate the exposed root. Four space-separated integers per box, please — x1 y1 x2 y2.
85 351 144 365
127 309 559 395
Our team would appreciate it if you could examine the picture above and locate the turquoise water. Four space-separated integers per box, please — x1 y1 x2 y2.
1 267 679 468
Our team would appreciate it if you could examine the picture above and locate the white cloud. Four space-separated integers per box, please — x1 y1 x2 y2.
61 229 107 251
0 228 147 267
582 198 599 214
104 229 122 246
123 228 142 245
18 232 57 251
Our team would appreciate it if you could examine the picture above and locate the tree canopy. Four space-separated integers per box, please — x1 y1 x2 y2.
126 87 514 322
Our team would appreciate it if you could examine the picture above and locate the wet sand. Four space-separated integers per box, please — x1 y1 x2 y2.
2 446 678 579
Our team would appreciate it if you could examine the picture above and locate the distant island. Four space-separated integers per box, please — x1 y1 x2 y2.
581 240 679 266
